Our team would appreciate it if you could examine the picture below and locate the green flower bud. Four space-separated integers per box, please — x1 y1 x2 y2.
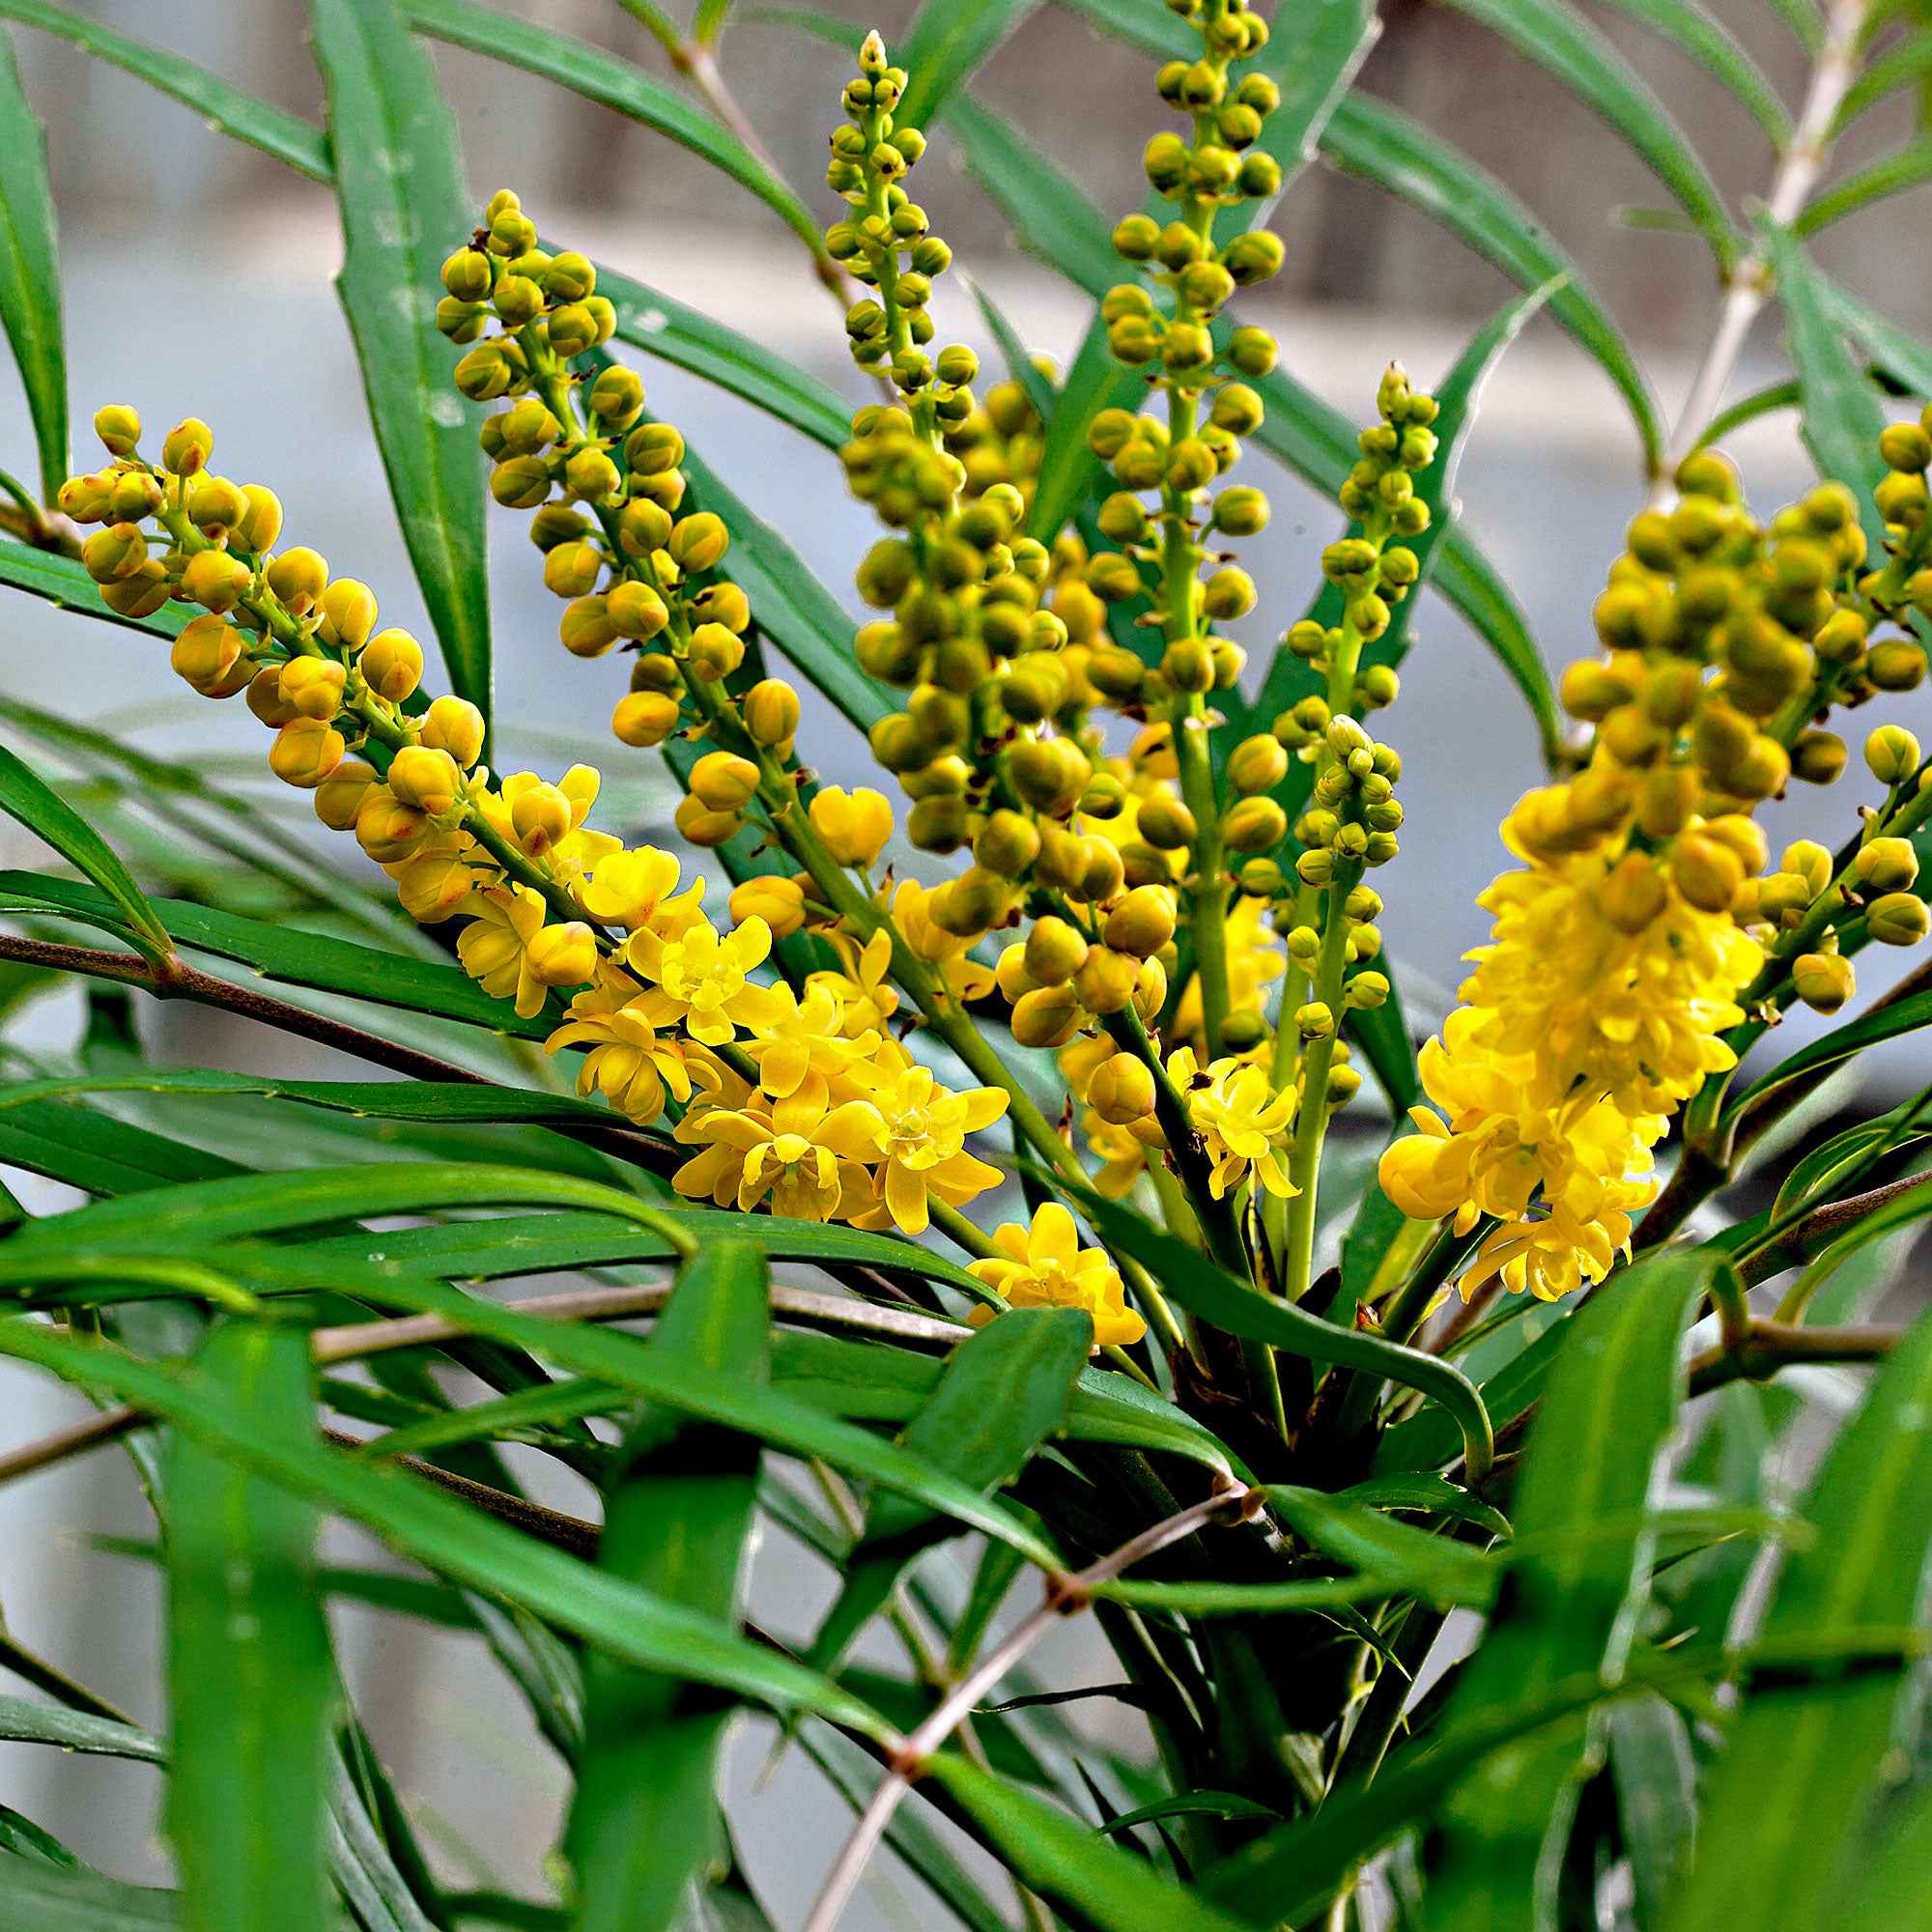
1791 729 1847 785
1228 733 1288 795
1868 639 1927 692
1854 836 1919 894
1226 326 1277 377
1137 794 1198 851
1865 724 1921 784
1793 950 1855 1014
558 595 619 659
1210 485 1269 536
1223 796 1287 853
1222 231 1284 287
1238 857 1286 898
587 367 645 427
542 539 603 599
492 275 545 327
1879 421 1932 473
1867 892 1930 946
1113 213 1160 260
491 455 553 509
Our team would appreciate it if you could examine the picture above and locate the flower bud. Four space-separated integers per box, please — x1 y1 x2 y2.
268 717 345 789
1074 945 1138 1014
420 696 486 769
387 745 464 816
361 628 424 700
1227 732 1289 796
724 875 802 940
1868 639 1927 692
559 595 619 659
526 922 598 989
1024 916 1089 985
1793 951 1855 1014
690 751 761 811
93 404 141 456
1781 840 1833 896
313 758 377 832
267 546 328 613
1865 724 1921 784
1223 796 1287 853
1671 832 1745 913
1866 892 1930 947
1012 983 1082 1049
1854 836 1918 894
1210 485 1269 536
810 786 893 867
1756 871 1813 926
668 512 729 572
1136 794 1198 851
1791 729 1847 785
355 786 428 864
187 474 248 539
319 579 379 652
743 678 801 751
1101 884 1177 959
1295 1001 1335 1039
1088 1052 1155 1125
161 417 213 476
278 655 346 722
169 613 246 696
611 691 681 747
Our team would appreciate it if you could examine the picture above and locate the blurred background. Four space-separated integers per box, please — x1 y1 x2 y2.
1 0 1927 1920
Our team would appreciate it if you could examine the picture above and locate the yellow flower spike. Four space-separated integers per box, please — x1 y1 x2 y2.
625 915 781 1045
455 885 552 1019
968 1203 1145 1350
810 785 894 867
545 977 695 1127
844 1044 1009 1236
579 846 704 936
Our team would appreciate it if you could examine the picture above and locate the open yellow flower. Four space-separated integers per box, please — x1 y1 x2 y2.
742 980 880 1105
1171 1048 1298 1200
625 914 782 1044
671 1089 884 1220
454 884 551 1019
968 1202 1145 1348
847 1044 1009 1234
813 926 900 1037
578 844 705 936
545 974 695 1125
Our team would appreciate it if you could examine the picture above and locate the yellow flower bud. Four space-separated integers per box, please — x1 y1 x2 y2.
1227 732 1289 796
361 628 424 701
525 922 598 991
543 540 604 600
1295 1001 1335 1039
1136 794 1198 851
161 417 213 476
187 474 248 539
1088 1052 1155 1125
246 667 298 728
421 696 487 769
616 497 672 556
108 470 163 520
238 484 283 553
1103 884 1178 958
1074 945 1138 1015
278 655 347 722
672 792 743 847
93 404 141 456
744 678 801 751
729 874 806 939
810 786 894 867
354 786 428 863
1023 916 1089 985
668 512 729 572
268 717 345 789
168 613 247 697
607 580 669 640
387 745 464 816
1791 729 1847 785
1865 724 1921 785
512 781 574 856
1853 837 1918 894
314 758 378 832
319 579 379 652
690 751 761 811
1223 796 1288 853
688 621 745 680
1756 871 1813 926
1671 832 1746 913
1011 983 1082 1049
266 546 328 613
57 471 113 522
1867 639 1927 692
179 548 250 613
1792 951 1855 1014
1866 892 1930 947
1781 839 1833 897
1599 852 1667 934
611 691 681 747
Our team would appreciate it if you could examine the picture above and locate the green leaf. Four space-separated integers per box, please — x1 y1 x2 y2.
1319 93 1663 472
0 0 331 179
1728 984 1932 1122
0 1865 183 1930
1819 273 1932 397
308 0 494 738
402 0 824 261
566 1242 770 1932
0 1692 165 1764
1765 221 1889 556
923 1754 1262 1932
595 261 850 449
1833 25 1932 134
806 1308 1092 1676
0 1316 895 1737
1593 0 1790 145
1793 134 1932 237
1025 309 1141 545
1420 1246 1716 1927
0 870 556 1039
0 1094 250 1197
1607 1693 1697 1929
1243 277 1567 790
0 27 66 500
0 750 172 964
1666 1307 1932 1932
1840 1771 1932 1932
1695 376 1802 447
1782 1171 1932 1320
167 1321 333 1932
1440 0 1737 262
1066 1180 1493 1478
0 1801 80 1868
0 536 185 638
895 0 1038 129
1764 0 1824 53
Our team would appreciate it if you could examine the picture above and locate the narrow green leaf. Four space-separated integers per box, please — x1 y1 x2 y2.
1783 1170 1932 1323
167 1321 333 1932
0 538 185 641
1833 25 1932 134
0 1865 182 1930
1421 1246 1716 1927
1594 0 1791 145
1667 1307 1932 1932
1764 0 1824 53
806 1308 1091 1675
1320 93 1663 471
1607 1693 1697 1929
1820 272 1932 397
1840 1770 1932 1932
0 1692 165 1763
1793 134 1932 237
1066 1179 1493 1478
0 748 172 963
1728 985 1932 1121
567 1242 770 1932
0 27 66 499
0 1094 250 1197
596 261 850 448
0 869 556 1038
1377 1302 1576 1474
0 1801 80 1867
0 1316 895 1737
1441 0 1738 261
1025 308 1140 545
0 0 331 179
1766 221 1888 555
309 0 493 735
1695 376 1802 446
925 1754 1260 1932
402 0 824 260
895 0 1037 129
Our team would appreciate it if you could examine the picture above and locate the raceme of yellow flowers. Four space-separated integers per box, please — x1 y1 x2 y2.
54 0 1932 1348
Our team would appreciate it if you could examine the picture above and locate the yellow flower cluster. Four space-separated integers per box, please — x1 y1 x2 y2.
966 1204 1142 1348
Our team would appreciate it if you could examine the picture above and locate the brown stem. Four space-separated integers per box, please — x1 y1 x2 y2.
1689 1316 1902 1393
